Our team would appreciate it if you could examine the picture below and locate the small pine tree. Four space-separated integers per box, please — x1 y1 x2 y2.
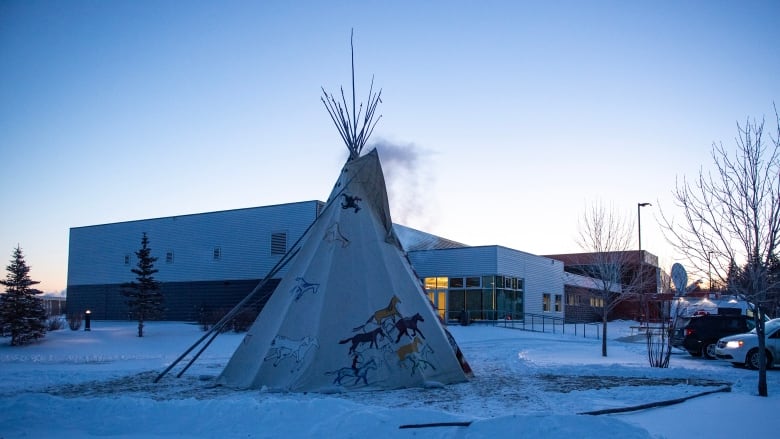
122 232 164 337
0 246 47 345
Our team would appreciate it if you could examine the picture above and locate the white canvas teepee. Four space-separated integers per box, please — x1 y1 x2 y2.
217 149 472 391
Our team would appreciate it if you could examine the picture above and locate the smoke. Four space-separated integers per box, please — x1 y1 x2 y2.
368 139 436 229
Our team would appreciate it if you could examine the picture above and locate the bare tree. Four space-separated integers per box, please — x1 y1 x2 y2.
577 202 649 357
660 108 780 396
646 268 675 368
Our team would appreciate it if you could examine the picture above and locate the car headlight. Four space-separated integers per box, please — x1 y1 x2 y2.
726 340 743 348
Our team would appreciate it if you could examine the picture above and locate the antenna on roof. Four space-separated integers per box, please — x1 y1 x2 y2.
321 29 382 161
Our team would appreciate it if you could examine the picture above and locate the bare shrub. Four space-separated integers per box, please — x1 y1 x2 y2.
230 307 259 333
47 316 66 331
67 313 82 331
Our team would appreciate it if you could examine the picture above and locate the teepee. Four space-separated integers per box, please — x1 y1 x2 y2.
215 36 471 392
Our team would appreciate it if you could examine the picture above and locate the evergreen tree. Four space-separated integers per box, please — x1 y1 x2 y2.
725 259 744 294
767 255 780 318
0 246 47 345
122 233 164 337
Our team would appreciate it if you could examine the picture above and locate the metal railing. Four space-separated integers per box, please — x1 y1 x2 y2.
447 310 602 339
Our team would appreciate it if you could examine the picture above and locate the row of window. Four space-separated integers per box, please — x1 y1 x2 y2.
566 293 604 308
425 275 524 290
122 232 289 265
542 293 563 312
422 275 525 321
124 248 219 265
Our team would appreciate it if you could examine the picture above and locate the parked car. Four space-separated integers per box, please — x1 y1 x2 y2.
715 318 780 369
672 314 755 359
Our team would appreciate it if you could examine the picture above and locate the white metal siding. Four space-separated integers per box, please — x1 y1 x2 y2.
67 202 320 286
408 246 498 277
496 247 564 315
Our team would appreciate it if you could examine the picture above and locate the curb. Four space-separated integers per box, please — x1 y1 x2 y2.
578 384 732 415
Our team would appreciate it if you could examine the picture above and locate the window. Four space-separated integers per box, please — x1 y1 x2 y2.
543 293 551 312
466 277 481 288
166 251 174 264
124 254 130 265
450 277 464 288
423 277 448 290
590 296 604 308
213 247 221 260
555 295 562 312
271 232 287 255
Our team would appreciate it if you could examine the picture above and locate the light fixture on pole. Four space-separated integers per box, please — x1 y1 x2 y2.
637 202 652 255
637 202 652 323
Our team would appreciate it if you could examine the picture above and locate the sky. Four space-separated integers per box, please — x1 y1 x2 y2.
1 319 777 438
1 0 779 294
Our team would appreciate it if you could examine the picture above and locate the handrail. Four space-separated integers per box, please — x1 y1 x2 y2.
448 310 601 339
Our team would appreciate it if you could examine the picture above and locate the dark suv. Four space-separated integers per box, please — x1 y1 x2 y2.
672 314 755 359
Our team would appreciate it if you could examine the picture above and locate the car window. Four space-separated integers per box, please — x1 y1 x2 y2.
770 329 780 339
747 319 756 330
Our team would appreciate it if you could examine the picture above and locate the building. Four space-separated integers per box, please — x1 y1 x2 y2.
67 202 656 324
408 246 564 322
545 251 661 323
42 295 66 317
67 201 323 321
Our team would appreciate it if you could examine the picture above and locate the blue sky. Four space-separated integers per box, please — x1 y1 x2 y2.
1 0 779 293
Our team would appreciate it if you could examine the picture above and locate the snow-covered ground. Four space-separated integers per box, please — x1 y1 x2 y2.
1 320 776 438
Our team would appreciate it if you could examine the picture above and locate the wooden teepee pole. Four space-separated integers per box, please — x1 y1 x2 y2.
321 29 382 161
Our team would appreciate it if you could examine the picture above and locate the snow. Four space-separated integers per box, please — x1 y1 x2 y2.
1 320 777 438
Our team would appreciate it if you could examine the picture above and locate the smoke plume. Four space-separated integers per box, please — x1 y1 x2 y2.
368 139 436 229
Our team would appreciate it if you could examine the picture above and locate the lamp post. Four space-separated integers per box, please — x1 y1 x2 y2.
637 202 652 255
637 202 651 323
708 252 713 295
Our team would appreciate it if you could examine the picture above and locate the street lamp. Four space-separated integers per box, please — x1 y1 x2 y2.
637 202 652 255
708 251 714 294
637 202 652 323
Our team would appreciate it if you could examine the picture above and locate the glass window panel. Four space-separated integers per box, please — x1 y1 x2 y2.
483 275 492 288
448 289 465 314
496 290 507 312
483 289 494 313
450 277 464 288
466 290 482 319
437 291 446 319
516 292 524 315
466 277 481 288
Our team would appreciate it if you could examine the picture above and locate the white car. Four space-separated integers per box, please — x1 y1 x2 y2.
715 318 780 369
